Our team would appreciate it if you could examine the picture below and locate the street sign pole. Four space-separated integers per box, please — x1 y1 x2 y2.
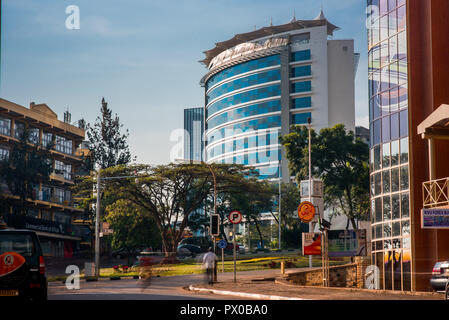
222 247 224 272
228 210 242 284
233 223 236 283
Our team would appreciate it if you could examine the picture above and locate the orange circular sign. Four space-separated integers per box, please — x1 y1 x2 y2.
298 201 316 223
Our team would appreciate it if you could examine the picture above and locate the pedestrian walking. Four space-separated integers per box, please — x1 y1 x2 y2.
202 247 217 285
138 256 153 292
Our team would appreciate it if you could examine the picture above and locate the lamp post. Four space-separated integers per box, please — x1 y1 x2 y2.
278 160 282 251
94 170 140 278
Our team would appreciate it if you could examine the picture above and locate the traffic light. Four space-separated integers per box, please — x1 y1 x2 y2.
210 214 220 237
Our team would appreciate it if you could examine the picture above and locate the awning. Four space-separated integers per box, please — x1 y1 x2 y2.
35 231 82 241
417 104 449 139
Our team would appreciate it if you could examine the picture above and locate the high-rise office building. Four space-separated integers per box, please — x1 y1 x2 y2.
367 0 449 291
201 10 358 182
184 107 204 161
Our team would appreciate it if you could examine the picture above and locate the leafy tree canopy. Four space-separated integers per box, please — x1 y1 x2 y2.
280 124 370 230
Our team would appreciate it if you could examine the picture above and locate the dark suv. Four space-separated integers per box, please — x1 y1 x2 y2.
0 230 47 301
430 260 449 293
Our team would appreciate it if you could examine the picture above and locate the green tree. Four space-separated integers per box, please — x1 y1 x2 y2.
0 127 54 215
280 124 370 230
99 163 254 259
73 97 135 246
227 179 275 249
105 199 161 265
86 98 133 170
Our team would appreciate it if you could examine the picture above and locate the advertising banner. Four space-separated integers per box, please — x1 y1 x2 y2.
421 208 449 229
328 229 367 257
302 232 321 256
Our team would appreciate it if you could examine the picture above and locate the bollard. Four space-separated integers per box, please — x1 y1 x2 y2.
281 261 285 275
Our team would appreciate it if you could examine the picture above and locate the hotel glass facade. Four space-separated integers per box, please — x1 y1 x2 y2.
205 54 284 179
201 13 356 183
367 0 411 290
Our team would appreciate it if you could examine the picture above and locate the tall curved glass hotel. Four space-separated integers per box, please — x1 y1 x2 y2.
200 11 358 182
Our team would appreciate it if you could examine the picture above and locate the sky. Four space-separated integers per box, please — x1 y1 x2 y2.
0 0 369 165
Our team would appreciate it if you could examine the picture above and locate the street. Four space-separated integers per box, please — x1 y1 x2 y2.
48 273 246 300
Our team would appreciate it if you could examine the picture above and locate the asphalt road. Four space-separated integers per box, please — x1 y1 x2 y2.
48 273 248 300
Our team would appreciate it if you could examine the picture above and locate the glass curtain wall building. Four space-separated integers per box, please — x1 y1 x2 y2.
367 0 410 292
184 107 204 161
200 10 357 182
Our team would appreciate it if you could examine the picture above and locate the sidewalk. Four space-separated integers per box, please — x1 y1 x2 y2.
187 269 444 300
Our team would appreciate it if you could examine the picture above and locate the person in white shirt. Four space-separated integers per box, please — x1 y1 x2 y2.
202 247 217 284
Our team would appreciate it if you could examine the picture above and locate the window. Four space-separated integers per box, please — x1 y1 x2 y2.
0 117 11 136
207 69 280 103
206 55 281 90
207 100 281 131
0 146 9 160
291 112 311 125
54 212 71 224
0 234 35 257
14 122 25 140
28 128 40 145
56 135 73 155
291 81 312 93
207 85 281 118
291 50 311 62
292 97 312 109
53 187 65 204
54 160 72 181
42 131 53 148
290 65 312 78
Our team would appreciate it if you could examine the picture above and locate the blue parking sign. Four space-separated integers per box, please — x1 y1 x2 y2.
217 239 227 249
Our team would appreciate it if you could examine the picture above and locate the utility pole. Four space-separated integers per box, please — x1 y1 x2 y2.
95 170 101 277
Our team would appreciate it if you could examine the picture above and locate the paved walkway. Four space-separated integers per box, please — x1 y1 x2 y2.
187 269 445 300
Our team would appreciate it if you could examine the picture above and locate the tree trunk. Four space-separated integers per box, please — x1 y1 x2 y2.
252 217 264 249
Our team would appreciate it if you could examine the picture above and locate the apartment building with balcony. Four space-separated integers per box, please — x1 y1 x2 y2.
0 98 90 257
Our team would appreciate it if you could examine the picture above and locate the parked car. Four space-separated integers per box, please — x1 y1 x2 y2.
111 248 142 260
177 244 202 257
0 229 47 301
179 237 213 252
430 260 449 292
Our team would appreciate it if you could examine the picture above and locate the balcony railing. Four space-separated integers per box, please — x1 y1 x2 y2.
423 177 449 208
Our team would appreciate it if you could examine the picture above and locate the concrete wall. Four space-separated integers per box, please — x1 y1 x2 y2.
327 40 356 132
284 257 372 288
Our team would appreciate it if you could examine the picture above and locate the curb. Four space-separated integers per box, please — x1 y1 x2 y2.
275 278 443 297
187 285 308 300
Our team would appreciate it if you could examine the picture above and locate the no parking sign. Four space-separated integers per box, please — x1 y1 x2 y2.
228 210 242 224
